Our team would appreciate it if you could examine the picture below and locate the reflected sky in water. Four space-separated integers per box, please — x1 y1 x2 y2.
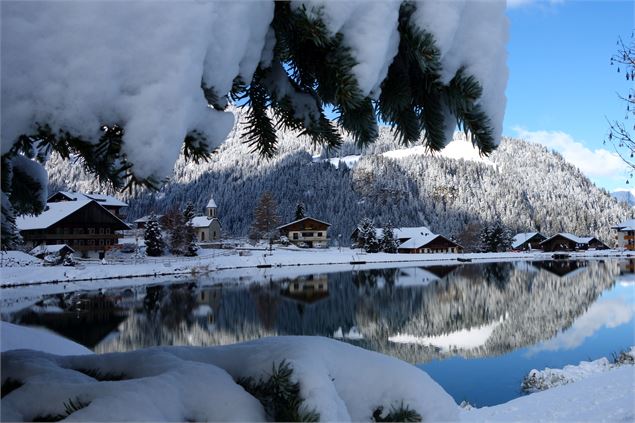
3 259 633 407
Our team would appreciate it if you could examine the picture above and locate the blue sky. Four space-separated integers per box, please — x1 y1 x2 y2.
504 0 633 191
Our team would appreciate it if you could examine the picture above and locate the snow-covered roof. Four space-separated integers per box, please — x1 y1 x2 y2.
16 200 92 230
29 244 75 255
206 198 217 208
541 233 593 245
134 214 163 223
50 191 128 207
191 216 219 228
277 217 331 230
512 232 540 249
398 234 442 250
612 218 635 231
393 227 433 240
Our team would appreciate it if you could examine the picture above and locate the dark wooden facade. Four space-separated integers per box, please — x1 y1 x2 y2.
21 201 129 254
514 233 547 251
540 234 609 252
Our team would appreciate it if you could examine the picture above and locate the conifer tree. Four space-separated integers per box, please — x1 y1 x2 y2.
183 202 198 256
166 209 186 255
250 191 280 243
479 221 512 253
357 217 380 253
144 213 164 257
294 202 306 221
381 223 400 253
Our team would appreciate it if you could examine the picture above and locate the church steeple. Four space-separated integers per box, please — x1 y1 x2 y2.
206 196 217 219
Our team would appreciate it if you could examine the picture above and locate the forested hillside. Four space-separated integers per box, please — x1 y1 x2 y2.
47 118 630 246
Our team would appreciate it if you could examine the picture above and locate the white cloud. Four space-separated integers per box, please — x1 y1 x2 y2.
529 298 634 353
513 127 627 178
507 0 564 9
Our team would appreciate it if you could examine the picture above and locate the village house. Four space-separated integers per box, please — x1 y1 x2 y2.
351 226 462 254
133 215 165 230
16 197 130 256
611 219 635 251
48 191 128 219
192 197 222 243
277 217 330 248
539 233 609 252
511 232 547 251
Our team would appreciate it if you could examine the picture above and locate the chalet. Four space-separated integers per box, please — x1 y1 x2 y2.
48 191 128 219
351 226 462 254
277 217 330 248
539 233 609 252
29 244 75 259
511 232 546 251
192 197 221 242
611 219 635 251
16 199 130 255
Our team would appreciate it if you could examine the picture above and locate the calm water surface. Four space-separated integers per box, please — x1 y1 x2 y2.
3 259 634 407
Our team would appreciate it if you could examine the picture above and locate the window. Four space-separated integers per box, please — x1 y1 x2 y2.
88 227 95 235
317 232 322 237
301 232 313 238
201 232 205 241
99 228 104 234
105 228 110 234
99 239 104 246
293 233 299 240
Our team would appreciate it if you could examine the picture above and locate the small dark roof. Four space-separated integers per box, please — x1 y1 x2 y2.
277 217 331 230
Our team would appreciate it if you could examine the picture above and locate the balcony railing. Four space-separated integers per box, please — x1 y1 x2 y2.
24 233 121 240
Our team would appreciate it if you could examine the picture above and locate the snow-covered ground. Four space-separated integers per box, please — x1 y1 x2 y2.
1 247 629 287
462 365 635 422
1 335 458 422
521 347 635 393
1 322 633 422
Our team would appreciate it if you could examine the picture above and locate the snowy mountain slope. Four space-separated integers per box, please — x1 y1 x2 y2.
611 189 635 207
47 120 631 245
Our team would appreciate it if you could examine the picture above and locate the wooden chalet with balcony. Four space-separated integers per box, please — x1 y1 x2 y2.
277 217 330 248
612 219 635 251
539 233 609 252
511 232 546 251
16 198 130 256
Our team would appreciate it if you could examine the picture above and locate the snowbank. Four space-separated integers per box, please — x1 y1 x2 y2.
463 365 635 422
1 336 458 422
0 321 92 356
0 251 41 267
521 347 635 393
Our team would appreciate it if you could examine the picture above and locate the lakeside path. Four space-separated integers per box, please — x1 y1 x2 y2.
2 247 633 288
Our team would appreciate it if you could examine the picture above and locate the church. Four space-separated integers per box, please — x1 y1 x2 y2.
191 197 222 243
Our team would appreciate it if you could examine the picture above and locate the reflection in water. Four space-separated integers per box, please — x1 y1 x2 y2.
6 260 624 364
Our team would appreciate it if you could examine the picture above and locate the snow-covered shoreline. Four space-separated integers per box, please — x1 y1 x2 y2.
1 247 631 288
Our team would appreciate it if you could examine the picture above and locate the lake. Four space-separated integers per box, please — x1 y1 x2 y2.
3 259 634 407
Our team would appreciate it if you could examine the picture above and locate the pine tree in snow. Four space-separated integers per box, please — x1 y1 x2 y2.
479 221 513 253
250 191 280 243
381 223 399 253
357 217 380 253
183 202 198 257
294 202 306 221
144 213 164 257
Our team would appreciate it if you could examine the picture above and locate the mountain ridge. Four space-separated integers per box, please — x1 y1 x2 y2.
47 122 631 246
